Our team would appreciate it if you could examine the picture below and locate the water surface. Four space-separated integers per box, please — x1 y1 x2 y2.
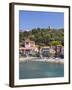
19 60 64 79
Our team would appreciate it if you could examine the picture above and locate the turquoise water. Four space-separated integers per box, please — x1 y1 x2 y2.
19 61 64 79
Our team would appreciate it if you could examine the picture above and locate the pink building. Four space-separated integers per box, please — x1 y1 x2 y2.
19 39 38 56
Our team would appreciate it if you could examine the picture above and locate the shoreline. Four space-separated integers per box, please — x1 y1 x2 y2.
19 57 64 64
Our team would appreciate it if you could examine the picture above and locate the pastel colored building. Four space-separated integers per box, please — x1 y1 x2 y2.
19 39 38 56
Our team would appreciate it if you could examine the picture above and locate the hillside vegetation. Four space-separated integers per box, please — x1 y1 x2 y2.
19 27 64 46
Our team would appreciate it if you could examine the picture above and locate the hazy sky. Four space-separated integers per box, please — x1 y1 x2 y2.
19 10 64 31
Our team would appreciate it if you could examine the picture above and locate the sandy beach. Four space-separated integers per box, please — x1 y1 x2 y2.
19 57 64 64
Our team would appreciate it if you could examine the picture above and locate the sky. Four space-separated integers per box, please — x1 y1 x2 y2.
19 10 64 31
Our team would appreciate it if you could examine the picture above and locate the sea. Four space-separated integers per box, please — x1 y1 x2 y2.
19 60 64 79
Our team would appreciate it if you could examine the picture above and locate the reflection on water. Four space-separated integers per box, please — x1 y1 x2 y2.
19 61 64 79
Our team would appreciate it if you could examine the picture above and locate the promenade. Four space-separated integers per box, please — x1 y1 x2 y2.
19 57 64 64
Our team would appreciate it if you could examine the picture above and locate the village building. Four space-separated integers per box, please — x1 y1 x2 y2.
40 45 64 58
19 39 38 56
40 46 50 57
40 46 56 57
19 39 64 58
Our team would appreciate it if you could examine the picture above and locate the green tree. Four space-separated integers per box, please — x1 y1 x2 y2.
50 41 61 46
19 28 64 47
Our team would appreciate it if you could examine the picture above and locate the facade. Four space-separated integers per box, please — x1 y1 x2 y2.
40 46 50 57
25 39 35 48
40 46 64 58
19 39 64 58
51 45 64 58
19 39 38 56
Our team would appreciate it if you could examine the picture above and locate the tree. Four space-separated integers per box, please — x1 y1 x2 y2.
29 35 35 41
19 27 64 46
50 41 61 46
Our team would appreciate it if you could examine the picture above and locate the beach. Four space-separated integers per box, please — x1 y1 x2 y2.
19 57 64 64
